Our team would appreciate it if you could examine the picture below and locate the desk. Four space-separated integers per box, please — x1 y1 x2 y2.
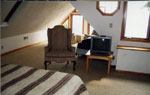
86 51 113 75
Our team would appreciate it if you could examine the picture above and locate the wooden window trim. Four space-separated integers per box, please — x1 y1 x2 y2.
69 11 81 29
121 1 150 43
82 19 85 34
70 13 81 29
61 9 76 25
70 12 85 34
61 9 92 35
61 16 69 25
96 1 120 16
87 24 90 35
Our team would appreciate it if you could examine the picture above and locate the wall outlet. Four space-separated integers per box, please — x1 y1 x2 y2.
109 23 113 28
24 36 28 40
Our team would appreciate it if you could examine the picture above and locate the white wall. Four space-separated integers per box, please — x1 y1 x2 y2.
71 1 150 65
1 30 47 54
116 49 150 74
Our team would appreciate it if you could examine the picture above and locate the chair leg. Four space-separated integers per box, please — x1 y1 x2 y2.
44 61 48 70
49 61 51 65
67 61 69 65
72 61 76 71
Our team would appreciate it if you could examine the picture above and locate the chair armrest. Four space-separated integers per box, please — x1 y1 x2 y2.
69 47 75 53
45 46 49 53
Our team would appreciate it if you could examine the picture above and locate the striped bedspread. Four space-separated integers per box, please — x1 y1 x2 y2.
1 64 88 95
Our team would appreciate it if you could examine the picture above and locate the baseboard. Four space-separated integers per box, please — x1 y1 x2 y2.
116 70 150 76
1 41 47 56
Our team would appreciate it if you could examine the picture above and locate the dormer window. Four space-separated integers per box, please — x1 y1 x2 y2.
96 1 120 16
121 1 150 42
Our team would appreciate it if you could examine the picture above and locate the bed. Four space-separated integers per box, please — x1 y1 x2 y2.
1 64 88 95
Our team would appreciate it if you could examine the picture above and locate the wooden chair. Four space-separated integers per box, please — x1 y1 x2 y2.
44 25 76 70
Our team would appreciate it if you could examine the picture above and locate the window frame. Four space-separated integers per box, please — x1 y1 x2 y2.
61 16 69 26
87 24 90 35
61 9 93 35
70 12 84 35
96 1 120 16
61 9 76 28
62 10 85 35
88 24 95 35
121 1 150 43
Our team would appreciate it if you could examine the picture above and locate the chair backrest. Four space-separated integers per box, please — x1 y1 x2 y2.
47 25 72 50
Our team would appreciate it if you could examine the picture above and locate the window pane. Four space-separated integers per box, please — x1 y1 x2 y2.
72 15 83 35
90 25 94 35
125 1 149 38
99 1 118 14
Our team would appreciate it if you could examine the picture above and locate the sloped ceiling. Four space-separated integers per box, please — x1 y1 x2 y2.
1 1 16 22
1 1 74 38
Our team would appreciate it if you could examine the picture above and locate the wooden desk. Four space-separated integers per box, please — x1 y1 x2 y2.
86 51 113 75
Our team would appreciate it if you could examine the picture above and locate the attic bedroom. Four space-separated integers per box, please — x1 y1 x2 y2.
0 1 150 95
